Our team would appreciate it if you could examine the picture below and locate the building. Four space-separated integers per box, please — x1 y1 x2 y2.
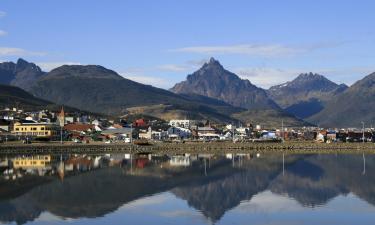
12 122 59 138
169 120 193 128
101 128 136 140
57 107 65 127
167 126 191 139
64 123 95 134
139 127 152 139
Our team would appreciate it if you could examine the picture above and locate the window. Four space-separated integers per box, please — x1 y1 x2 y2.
15 128 19 131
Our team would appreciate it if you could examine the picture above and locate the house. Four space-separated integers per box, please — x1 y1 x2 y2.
261 131 277 139
101 128 136 140
64 123 95 134
139 127 152 139
133 119 147 127
12 121 59 138
326 130 337 142
169 120 193 128
167 127 191 139
316 130 326 142
197 126 216 135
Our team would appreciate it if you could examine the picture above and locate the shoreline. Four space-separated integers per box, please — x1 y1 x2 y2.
1 141 375 154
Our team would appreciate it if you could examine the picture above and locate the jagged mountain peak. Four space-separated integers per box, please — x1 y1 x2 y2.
202 57 223 68
270 72 340 92
267 72 348 119
171 59 279 110
0 58 45 91
15 58 42 73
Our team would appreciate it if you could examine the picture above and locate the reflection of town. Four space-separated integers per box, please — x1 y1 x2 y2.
0 153 374 224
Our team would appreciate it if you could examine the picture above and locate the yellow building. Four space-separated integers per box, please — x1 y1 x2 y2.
13 155 51 169
12 122 59 138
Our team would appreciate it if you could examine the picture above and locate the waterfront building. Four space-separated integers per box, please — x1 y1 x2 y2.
12 121 59 138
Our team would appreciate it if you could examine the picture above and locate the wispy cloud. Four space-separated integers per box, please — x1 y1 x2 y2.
37 61 81 71
0 11 6 18
121 72 172 88
170 41 347 58
157 64 191 72
157 58 209 72
0 47 46 56
234 67 304 88
0 30 7 36
170 44 303 57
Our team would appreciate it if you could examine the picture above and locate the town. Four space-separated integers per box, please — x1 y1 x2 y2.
0 106 374 145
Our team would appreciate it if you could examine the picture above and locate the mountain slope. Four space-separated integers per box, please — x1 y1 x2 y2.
171 57 279 110
29 65 244 122
268 73 348 118
309 72 375 127
0 59 45 91
0 84 58 111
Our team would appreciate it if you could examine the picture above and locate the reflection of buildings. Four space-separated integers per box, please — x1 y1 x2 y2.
3 154 375 225
13 155 51 169
170 155 191 167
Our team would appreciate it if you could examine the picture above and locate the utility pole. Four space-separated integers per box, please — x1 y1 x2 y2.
60 126 63 144
232 123 235 143
131 123 133 143
281 120 284 142
362 121 365 143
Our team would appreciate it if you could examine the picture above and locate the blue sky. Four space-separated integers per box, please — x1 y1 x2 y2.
1 0 375 89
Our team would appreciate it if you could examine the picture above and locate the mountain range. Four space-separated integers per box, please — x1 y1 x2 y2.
0 58 374 127
268 73 348 119
0 58 45 91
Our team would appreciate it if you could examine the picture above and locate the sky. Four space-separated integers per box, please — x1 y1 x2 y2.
1 0 375 89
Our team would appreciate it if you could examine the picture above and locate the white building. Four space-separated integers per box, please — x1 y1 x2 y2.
167 127 191 139
169 120 194 128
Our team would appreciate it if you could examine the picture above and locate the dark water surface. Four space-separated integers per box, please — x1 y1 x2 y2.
0 152 374 225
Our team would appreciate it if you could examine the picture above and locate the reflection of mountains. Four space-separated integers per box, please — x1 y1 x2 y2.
1 154 375 224
270 155 375 207
172 154 375 221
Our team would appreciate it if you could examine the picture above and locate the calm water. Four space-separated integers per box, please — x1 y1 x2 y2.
0 152 375 225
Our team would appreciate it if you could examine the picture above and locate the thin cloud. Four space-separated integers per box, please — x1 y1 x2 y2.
0 11 6 18
37 61 81 71
234 67 303 88
121 73 172 88
0 47 46 56
157 64 190 72
157 58 209 72
0 30 7 36
170 44 303 57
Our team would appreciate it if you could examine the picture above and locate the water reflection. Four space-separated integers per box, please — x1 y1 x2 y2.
0 153 375 224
